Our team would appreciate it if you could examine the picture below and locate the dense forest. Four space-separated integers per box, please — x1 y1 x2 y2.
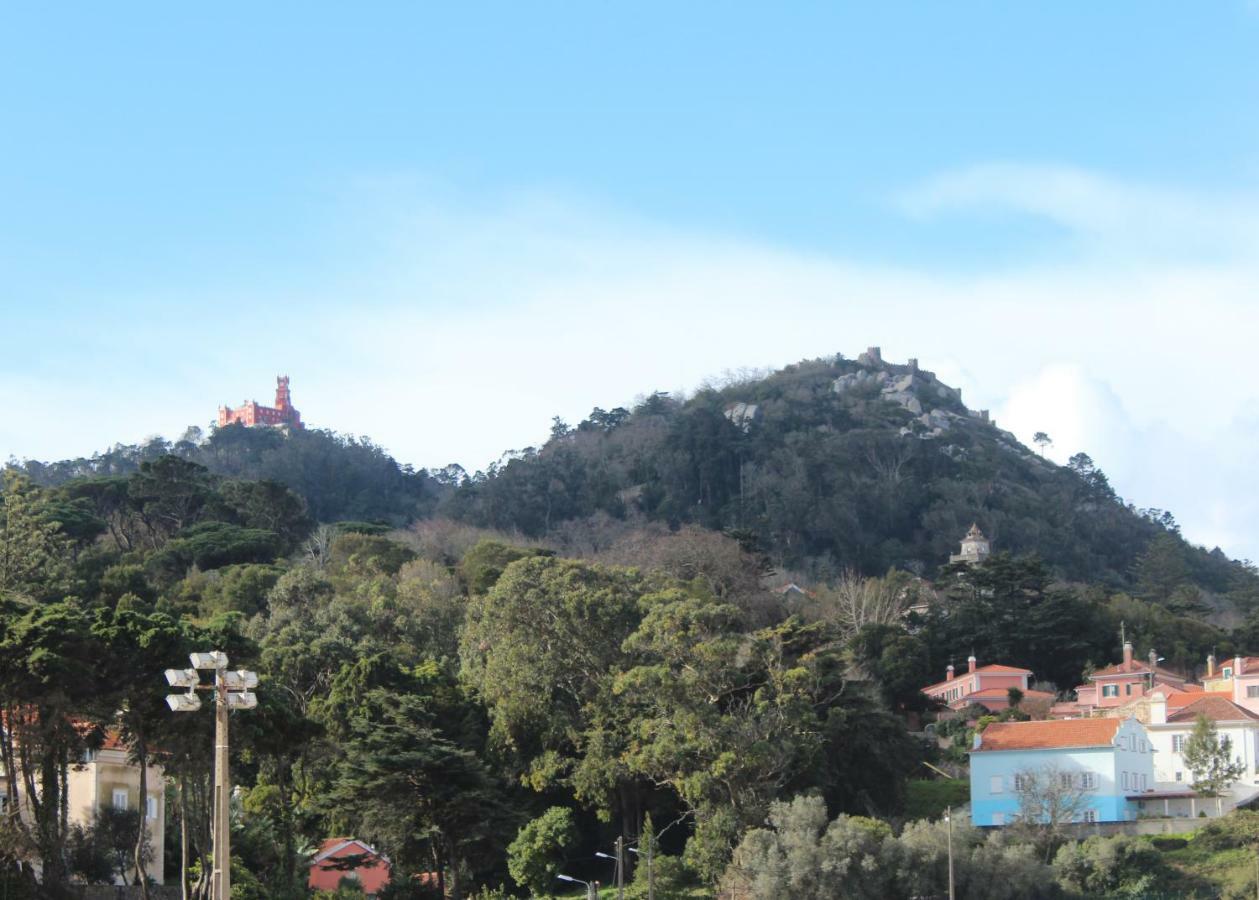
6 353 1259 897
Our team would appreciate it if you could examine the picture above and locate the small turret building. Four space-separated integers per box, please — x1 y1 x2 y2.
950 523 991 565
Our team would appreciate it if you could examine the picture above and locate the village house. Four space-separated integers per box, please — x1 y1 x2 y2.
969 717 1156 826
308 838 391 897
0 726 165 884
1054 641 1189 717
1143 692 1259 804
921 655 1054 712
1201 654 1259 715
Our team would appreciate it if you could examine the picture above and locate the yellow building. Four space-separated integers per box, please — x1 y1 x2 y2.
1 727 165 885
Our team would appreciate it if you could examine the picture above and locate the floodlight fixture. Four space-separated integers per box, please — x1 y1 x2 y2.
190 651 228 670
166 693 202 712
226 691 258 710
596 852 616 860
165 668 199 688
222 670 259 690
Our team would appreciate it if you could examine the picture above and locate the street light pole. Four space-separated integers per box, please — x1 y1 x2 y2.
946 805 955 900
166 651 258 900
213 668 230 900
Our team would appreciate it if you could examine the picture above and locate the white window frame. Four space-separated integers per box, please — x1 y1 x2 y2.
1079 772 1098 790
1120 772 1128 790
1102 684 1119 698
112 789 128 811
146 795 158 821
1173 735 1186 753
1083 809 1098 823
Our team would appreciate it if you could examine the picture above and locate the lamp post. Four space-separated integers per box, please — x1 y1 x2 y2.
165 651 258 900
628 844 653 900
944 806 955 900
596 837 627 900
556 873 596 900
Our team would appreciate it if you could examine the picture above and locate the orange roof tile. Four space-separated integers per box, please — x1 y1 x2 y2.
975 718 1121 751
1166 690 1229 709
1090 660 1185 680
1167 697 1259 723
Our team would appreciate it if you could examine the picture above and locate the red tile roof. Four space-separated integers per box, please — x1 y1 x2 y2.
1167 696 1259 723
1090 660 1185 680
1166 690 1229 709
974 718 1121 751
974 664 1033 675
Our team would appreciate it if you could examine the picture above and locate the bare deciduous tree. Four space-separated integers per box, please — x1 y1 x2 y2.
814 571 909 637
1011 763 1091 860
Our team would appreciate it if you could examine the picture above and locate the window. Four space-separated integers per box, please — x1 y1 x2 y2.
1083 809 1098 823
1141 774 1148 790
1102 684 1120 698
992 812 1005 826
1140 739 1147 753
1121 772 1128 790
146 795 158 821
1079 772 1098 790
1125 684 1133 695
1221 736 1233 752
990 775 1003 794
1014 774 1029 791
1175 771 1183 782
1224 667 1234 678
1247 685 1259 698
1059 772 1074 789
1173 735 1186 753
112 789 128 811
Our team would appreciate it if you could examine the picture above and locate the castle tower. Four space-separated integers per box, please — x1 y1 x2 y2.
275 375 292 410
949 523 991 565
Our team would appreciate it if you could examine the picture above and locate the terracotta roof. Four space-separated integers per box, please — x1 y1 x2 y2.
974 718 1122 751
1090 660 1185 680
975 664 1032 675
1167 697 1259 723
1165 690 1229 709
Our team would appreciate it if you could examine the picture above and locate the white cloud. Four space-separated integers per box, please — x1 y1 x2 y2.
5 167 1259 560
898 162 1259 258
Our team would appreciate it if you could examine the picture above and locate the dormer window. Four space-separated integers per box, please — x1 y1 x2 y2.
1224 667 1234 678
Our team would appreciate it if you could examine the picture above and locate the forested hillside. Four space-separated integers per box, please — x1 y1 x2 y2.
12 352 1256 614
6 351 1259 896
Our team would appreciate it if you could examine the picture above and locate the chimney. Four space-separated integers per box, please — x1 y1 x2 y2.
1208 654 1217 678
1149 691 1167 725
946 664 955 681
968 654 977 674
1123 641 1134 666
1236 656 1245 678
1148 649 1158 671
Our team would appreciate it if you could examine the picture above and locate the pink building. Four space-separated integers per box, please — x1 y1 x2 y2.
309 838 390 897
1086 642 1187 709
1202 654 1259 715
922 655 1053 712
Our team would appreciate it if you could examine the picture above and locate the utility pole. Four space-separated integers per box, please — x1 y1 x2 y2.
616 835 625 900
946 805 955 900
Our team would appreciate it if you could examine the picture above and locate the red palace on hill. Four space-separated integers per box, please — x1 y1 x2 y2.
217 376 304 429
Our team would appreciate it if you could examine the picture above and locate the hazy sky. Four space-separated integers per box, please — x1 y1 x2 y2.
4 4 1259 559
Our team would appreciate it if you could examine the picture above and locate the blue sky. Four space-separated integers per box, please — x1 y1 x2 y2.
4 4 1259 558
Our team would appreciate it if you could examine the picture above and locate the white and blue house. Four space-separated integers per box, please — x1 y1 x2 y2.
969 717 1155 826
